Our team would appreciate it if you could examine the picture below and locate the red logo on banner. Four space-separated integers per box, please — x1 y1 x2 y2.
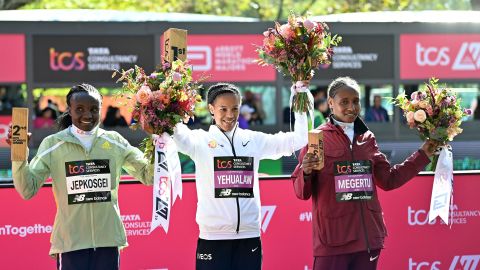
400 34 480 79
161 35 276 82
49 48 85 71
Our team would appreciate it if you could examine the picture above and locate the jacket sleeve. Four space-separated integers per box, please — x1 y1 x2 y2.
372 139 431 191
290 146 313 200
12 141 51 200
121 137 154 186
172 123 196 158
257 112 308 160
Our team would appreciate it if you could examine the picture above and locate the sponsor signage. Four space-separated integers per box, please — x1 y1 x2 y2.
0 34 25 83
162 34 276 82
0 175 478 269
33 35 154 85
317 35 394 80
400 34 480 80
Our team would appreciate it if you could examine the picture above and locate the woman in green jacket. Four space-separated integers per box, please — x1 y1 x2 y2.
7 84 154 270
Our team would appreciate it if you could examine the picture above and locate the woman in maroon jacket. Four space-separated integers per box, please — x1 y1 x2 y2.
291 77 439 270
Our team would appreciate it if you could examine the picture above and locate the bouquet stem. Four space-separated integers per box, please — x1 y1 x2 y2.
293 92 312 113
291 80 313 113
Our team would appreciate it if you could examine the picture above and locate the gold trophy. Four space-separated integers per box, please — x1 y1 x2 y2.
11 107 29 161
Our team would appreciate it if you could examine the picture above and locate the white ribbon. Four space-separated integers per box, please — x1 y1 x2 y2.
289 81 314 131
150 133 183 233
428 145 454 225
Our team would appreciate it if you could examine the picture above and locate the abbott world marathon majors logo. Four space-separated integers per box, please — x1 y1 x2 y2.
121 214 151 236
187 45 256 71
415 42 480 70
0 223 52 238
409 255 480 270
408 204 480 226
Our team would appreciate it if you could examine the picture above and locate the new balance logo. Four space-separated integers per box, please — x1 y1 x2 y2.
219 189 232 197
72 194 85 203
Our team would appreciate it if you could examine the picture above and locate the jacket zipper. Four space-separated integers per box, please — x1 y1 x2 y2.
349 134 371 253
219 126 241 233
84 144 96 249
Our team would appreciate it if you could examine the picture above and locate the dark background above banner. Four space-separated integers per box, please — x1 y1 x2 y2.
316 35 394 80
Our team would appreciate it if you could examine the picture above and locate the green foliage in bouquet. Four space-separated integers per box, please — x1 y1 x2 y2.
391 78 472 169
113 60 203 163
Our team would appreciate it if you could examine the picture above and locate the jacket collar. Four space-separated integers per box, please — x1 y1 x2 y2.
209 123 238 137
325 115 369 135
57 126 106 144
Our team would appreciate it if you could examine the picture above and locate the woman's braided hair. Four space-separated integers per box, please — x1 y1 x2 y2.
327 77 360 98
56 83 102 131
206 83 241 105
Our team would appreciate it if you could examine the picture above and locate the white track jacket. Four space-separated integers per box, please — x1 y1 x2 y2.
173 113 308 240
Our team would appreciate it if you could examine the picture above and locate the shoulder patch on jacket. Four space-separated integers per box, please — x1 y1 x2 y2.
101 141 112 150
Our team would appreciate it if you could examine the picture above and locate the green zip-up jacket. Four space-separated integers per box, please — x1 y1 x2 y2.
12 127 154 255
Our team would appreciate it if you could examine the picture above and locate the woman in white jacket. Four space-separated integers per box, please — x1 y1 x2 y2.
173 83 308 270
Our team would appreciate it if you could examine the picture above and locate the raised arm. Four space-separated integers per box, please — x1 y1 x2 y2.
12 141 51 200
172 123 197 158
258 112 308 160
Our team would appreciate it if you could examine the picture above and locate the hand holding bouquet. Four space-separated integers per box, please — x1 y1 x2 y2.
256 12 341 113
391 78 472 225
113 60 202 163
391 78 471 168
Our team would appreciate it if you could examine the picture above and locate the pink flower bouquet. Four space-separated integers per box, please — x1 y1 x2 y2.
113 60 202 163
391 78 472 169
256 12 341 113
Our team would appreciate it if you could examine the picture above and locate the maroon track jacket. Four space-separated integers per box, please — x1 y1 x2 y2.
291 117 431 257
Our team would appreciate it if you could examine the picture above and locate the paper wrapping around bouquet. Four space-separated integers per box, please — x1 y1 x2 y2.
162 28 187 63
11 108 29 161
428 146 454 225
307 130 324 170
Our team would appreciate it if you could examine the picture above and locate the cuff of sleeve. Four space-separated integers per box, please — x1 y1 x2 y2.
416 149 432 168
302 170 312 182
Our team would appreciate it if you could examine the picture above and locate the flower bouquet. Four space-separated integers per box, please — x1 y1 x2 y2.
113 60 202 163
391 78 471 169
391 78 472 225
256 12 341 113
113 60 203 233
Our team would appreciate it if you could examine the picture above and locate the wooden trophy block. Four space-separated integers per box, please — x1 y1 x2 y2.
307 130 324 170
11 107 29 161
162 28 187 63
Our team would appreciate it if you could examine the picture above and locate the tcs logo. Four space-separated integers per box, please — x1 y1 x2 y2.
409 255 480 270
216 160 232 169
415 42 480 70
68 164 85 175
49 47 85 71
416 43 449 66
336 164 352 174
